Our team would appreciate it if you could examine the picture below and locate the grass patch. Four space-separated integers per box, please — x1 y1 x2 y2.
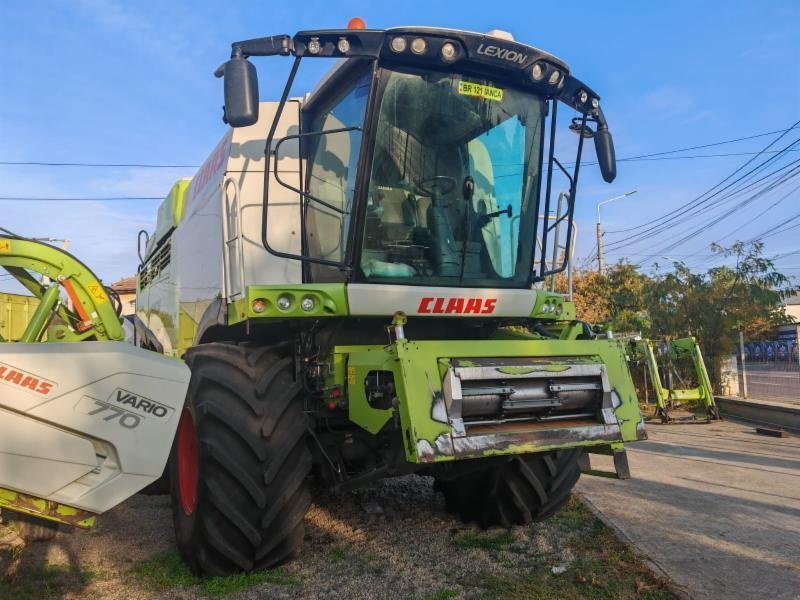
470 498 676 600
551 503 586 532
329 548 347 563
454 530 515 551
423 587 460 600
354 553 385 576
130 551 297 597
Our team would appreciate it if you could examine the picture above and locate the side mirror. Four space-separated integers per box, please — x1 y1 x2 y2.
594 127 616 183
215 55 259 128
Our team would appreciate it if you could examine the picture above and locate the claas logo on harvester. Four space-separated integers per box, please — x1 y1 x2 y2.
0 362 55 396
417 297 497 315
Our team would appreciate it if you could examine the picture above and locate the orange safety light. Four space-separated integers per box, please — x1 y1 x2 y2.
348 17 366 30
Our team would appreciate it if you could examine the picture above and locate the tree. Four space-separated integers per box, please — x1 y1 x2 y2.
566 242 793 390
646 242 792 387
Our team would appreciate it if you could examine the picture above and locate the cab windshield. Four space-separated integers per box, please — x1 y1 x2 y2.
360 67 545 288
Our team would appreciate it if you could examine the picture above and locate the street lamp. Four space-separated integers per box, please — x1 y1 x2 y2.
596 190 637 273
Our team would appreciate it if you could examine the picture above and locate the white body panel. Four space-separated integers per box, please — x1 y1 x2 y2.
178 100 302 305
346 284 537 317
0 342 190 513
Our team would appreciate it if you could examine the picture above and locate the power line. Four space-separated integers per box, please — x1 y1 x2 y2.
604 121 800 240
611 126 800 161
4 126 799 170
603 130 800 254
574 125 800 167
0 161 199 168
0 196 161 201
645 161 800 261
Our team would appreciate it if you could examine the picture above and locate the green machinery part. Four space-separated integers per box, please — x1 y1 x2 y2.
633 336 720 423
0 232 125 528
0 234 124 343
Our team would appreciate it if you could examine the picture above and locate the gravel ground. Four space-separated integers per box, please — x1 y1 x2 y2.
1 475 674 600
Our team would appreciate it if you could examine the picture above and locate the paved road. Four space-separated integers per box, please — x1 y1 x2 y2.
577 420 800 600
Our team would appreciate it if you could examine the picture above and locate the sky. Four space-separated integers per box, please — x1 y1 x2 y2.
2 0 799 289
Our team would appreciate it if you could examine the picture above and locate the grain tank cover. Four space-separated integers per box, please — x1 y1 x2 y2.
147 178 191 257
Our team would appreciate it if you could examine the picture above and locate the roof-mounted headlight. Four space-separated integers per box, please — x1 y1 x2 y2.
307 37 321 55
390 36 407 53
410 37 428 55
548 69 561 85
531 62 546 81
440 41 458 62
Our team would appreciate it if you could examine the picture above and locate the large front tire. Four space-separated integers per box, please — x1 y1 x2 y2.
171 343 311 575
436 448 583 528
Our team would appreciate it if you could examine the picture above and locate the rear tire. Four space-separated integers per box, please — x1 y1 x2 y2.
171 343 311 575
436 448 583 528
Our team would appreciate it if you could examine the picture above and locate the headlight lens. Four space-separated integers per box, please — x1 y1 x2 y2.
276 294 292 310
251 299 267 313
548 69 560 85
531 62 545 81
390 36 407 53
440 42 457 62
307 38 321 55
410 37 427 54
301 296 316 312
337 37 350 53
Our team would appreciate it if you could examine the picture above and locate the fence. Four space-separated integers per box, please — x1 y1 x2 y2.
721 330 800 405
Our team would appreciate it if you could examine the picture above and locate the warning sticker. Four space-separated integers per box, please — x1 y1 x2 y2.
347 367 356 386
0 240 10 253
458 81 504 102
87 283 107 304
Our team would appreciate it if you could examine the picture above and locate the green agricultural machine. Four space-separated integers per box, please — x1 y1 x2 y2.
135 23 646 575
630 336 720 423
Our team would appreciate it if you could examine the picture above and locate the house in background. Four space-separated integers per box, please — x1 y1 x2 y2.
785 293 800 323
110 276 137 316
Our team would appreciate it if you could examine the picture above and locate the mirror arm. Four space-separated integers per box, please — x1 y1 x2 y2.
231 35 293 59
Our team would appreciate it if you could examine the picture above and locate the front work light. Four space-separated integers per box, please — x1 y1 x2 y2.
390 36 407 53
440 42 458 62
410 37 427 55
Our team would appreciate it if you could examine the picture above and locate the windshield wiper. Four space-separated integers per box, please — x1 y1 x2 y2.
458 176 475 283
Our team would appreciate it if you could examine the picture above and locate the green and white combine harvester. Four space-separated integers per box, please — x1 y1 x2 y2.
1 22 647 574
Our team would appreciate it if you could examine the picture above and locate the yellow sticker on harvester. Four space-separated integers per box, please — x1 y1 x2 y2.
458 81 504 102
87 283 107 304
347 367 356 386
0 240 10 253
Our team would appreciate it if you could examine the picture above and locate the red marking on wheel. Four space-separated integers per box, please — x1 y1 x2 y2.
177 407 199 516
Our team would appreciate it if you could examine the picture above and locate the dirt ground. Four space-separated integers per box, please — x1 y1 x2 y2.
1 475 675 600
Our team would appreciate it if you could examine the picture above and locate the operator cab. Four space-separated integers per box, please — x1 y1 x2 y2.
216 25 617 289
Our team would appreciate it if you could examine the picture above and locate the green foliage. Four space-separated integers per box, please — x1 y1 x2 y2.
454 530 515 551
130 551 297 597
472 501 675 599
423 587 460 600
572 242 793 389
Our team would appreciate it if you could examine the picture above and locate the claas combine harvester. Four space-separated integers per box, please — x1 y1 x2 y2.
1 21 647 575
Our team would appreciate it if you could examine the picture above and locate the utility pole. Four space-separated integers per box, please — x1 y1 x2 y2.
739 329 748 399
596 190 637 274
596 221 604 274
